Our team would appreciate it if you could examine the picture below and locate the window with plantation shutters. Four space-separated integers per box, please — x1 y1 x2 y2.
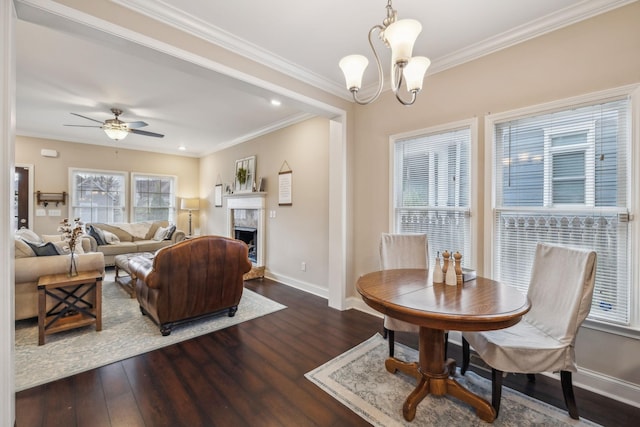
490 95 632 326
392 122 473 268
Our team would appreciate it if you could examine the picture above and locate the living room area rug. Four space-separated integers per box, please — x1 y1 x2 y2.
305 334 601 427
15 273 286 392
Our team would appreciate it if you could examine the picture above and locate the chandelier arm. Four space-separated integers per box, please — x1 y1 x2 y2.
351 25 385 105
392 67 418 106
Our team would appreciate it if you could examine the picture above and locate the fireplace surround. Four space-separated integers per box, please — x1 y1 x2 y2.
226 192 266 279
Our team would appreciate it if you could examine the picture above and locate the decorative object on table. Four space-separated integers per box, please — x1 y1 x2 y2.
278 160 292 206
442 250 450 274
462 268 477 282
58 217 83 276
338 0 431 106
455 251 463 285
432 251 443 283
445 250 457 286
234 155 256 193
180 197 200 236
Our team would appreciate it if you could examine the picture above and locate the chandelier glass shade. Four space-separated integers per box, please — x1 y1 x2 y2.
339 0 431 106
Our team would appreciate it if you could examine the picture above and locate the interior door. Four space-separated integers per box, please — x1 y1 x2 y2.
14 166 30 230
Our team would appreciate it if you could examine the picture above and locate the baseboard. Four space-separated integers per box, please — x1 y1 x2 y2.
263 270 329 299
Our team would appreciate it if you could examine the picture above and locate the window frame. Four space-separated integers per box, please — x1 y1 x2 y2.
389 118 479 269
130 172 178 223
484 84 640 336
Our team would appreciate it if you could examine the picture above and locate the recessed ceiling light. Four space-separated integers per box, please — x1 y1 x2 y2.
270 99 281 107
178 145 186 151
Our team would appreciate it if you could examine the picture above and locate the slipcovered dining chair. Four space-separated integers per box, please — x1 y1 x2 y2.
461 243 597 419
380 233 450 358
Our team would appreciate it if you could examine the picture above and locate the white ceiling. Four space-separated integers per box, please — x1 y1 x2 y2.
14 0 634 157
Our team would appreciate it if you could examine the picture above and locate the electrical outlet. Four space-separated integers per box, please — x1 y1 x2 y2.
301 261 306 272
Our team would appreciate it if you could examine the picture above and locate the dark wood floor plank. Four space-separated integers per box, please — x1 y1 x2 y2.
73 370 111 427
15 276 639 427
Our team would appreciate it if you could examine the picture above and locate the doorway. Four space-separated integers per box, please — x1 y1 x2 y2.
14 164 33 231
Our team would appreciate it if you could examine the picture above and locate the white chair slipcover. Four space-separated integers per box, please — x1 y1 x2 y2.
462 242 597 419
379 233 428 356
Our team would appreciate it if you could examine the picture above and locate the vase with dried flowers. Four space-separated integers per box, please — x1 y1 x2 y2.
58 217 83 277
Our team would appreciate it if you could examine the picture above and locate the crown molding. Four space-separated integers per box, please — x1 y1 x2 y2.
428 0 638 75
110 0 348 99
203 112 316 156
112 0 635 101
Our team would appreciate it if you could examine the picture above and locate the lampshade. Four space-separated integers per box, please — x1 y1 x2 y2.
384 19 422 65
403 56 431 92
180 198 200 210
103 127 128 141
339 54 369 91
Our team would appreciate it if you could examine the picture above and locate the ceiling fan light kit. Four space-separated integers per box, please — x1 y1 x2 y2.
339 0 431 106
64 107 164 141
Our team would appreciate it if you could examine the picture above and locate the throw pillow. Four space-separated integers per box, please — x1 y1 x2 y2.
153 226 168 241
102 230 121 244
88 225 107 246
52 241 71 255
25 241 59 256
164 224 177 240
15 238 36 258
15 228 42 244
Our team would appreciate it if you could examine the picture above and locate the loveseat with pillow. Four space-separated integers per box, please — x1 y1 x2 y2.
84 221 185 266
14 228 105 321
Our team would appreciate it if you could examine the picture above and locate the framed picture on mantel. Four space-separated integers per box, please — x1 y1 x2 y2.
234 155 256 193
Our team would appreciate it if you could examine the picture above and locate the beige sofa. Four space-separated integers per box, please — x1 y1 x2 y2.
15 236 105 320
85 221 186 266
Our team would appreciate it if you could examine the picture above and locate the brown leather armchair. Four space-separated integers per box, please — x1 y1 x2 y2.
129 235 252 335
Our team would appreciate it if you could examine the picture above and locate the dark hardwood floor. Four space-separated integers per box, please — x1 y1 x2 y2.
16 277 638 426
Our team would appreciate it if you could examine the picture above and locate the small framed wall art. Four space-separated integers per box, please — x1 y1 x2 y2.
278 161 292 206
214 183 223 207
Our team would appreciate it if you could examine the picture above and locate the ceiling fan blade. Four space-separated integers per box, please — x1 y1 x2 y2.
130 128 164 138
70 112 104 124
63 124 102 128
125 121 148 128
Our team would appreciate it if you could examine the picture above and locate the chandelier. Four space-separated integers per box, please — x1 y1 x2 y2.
339 0 431 106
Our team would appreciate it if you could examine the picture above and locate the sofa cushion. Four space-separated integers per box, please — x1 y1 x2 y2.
87 225 107 246
153 226 169 241
25 241 59 256
165 224 177 240
102 230 121 244
91 223 135 242
145 221 169 240
42 234 63 243
15 228 42 243
15 238 35 258
97 241 137 256
135 240 172 253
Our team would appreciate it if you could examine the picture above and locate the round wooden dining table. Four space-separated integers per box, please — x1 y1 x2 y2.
356 268 530 423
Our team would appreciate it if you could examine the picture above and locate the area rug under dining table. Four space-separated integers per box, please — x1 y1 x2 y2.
306 334 600 427
15 275 286 392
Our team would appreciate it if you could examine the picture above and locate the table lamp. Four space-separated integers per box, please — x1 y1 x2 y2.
180 197 200 236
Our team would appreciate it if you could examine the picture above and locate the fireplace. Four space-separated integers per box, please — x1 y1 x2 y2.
234 226 257 263
226 193 266 279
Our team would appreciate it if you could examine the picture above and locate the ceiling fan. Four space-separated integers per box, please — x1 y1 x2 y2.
64 108 164 141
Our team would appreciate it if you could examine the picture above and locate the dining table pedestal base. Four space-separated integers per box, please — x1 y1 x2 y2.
385 327 497 423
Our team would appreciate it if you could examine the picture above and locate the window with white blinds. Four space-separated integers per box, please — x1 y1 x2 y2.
491 96 631 325
393 125 472 267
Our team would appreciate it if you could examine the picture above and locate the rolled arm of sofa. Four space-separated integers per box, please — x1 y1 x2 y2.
129 256 159 289
170 229 186 243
